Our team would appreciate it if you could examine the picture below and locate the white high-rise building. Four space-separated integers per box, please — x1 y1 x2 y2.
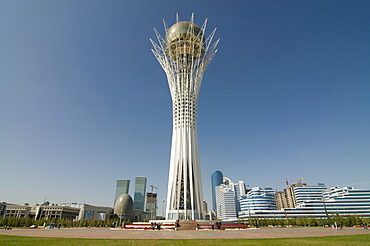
234 181 247 212
215 184 237 220
214 178 246 220
151 14 219 220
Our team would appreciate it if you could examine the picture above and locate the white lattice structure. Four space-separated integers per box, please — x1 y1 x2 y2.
151 14 219 220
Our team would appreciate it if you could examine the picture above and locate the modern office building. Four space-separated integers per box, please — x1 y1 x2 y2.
322 186 370 217
239 186 370 220
0 202 8 216
211 170 223 211
60 203 112 221
3 204 32 218
35 205 80 220
234 180 247 212
239 187 276 213
214 177 247 220
294 184 327 205
114 180 130 205
275 182 327 209
215 184 237 220
3 203 80 220
151 14 219 220
133 176 147 211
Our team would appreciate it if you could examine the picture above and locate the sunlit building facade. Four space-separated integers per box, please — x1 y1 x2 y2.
211 170 223 211
215 184 237 220
114 179 130 205
239 186 370 219
239 187 276 214
133 176 147 211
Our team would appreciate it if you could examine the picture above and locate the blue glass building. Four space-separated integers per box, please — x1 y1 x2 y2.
211 170 223 211
133 177 147 211
114 180 130 206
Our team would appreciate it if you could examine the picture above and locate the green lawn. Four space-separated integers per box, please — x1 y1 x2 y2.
1 234 370 246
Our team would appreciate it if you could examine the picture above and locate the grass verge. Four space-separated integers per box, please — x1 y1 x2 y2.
1 234 370 246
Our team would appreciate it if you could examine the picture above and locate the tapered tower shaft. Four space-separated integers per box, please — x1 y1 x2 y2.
151 15 219 220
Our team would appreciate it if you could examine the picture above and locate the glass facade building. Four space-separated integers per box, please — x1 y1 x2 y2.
294 185 327 205
240 187 276 213
239 186 370 219
211 170 223 211
133 176 147 211
114 180 130 206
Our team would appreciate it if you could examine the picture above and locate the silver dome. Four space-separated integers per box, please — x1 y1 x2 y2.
114 194 133 216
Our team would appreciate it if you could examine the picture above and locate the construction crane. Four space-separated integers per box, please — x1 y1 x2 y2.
267 178 305 187
149 184 158 193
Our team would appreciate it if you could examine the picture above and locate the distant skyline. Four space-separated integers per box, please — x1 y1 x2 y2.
1 1 370 215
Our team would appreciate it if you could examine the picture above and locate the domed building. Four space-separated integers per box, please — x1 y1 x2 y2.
114 194 133 220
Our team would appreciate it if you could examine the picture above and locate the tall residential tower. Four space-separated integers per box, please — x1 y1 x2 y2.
151 14 219 220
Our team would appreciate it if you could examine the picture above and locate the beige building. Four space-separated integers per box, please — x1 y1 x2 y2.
275 182 308 209
3 202 110 221
274 192 288 210
35 205 80 220
3 204 31 218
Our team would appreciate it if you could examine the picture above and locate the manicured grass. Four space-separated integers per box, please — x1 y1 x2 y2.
1 234 370 246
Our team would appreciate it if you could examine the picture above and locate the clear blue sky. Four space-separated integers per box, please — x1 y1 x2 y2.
1 1 370 213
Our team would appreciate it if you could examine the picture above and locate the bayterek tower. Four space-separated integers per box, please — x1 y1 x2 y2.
151 14 219 220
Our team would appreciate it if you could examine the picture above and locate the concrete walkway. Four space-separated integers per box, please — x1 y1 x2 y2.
1 227 369 239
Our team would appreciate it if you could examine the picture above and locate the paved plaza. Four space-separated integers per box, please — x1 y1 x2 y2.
1 227 369 239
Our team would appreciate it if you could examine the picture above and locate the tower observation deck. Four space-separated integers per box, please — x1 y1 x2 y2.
151 14 219 220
